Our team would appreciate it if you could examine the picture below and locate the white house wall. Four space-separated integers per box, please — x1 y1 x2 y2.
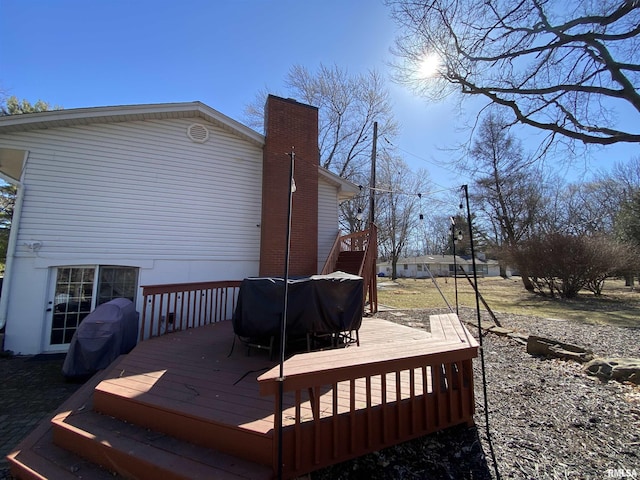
1 117 263 354
317 178 339 273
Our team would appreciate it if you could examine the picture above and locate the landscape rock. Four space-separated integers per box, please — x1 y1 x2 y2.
486 326 513 336
526 335 595 363
506 332 529 345
584 357 640 384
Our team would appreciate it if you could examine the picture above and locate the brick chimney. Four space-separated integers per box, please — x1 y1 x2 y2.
259 95 319 277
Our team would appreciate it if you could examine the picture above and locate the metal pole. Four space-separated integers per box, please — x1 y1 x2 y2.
369 121 377 225
451 217 459 315
277 148 295 480
463 184 501 480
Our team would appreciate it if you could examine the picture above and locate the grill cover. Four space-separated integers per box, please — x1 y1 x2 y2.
232 272 363 339
62 298 139 378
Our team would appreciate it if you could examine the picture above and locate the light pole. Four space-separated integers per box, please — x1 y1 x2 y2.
450 217 463 315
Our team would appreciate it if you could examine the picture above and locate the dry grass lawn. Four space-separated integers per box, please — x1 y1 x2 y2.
376 276 640 328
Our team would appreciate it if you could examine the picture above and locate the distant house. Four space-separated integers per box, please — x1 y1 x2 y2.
377 255 503 278
0 95 359 354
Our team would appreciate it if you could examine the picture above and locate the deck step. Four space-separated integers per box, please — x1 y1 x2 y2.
51 408 271 480
92 380 273 467
335 250 365 275
9 428 126 480
7 357 128 480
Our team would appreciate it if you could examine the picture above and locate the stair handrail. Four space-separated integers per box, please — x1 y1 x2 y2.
358 223 377 313
321 228 372 275
321 231 342 275
339 229 370 252
321 224 378 313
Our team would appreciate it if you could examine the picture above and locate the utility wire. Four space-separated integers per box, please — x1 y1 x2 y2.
382 136 466 191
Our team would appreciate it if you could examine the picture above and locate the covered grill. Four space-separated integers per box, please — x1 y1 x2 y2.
62 298 139 378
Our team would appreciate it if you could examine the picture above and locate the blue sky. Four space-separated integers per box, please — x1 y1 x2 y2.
0 0 636 193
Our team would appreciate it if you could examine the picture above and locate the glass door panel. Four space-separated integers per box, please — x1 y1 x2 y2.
51 267 95 345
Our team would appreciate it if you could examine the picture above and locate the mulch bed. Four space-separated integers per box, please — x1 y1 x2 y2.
311 308 640 480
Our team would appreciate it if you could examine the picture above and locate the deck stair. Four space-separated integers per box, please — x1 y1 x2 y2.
7 324 279 480
322 224 378 313
335 250 365 275
51 404 271 480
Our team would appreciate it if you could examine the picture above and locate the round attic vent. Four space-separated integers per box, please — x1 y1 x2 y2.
187 123 209 143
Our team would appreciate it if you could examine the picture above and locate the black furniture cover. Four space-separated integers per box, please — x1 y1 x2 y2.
62 298 139 378
232 272 364 339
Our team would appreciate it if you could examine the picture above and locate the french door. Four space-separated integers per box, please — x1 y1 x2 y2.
45 265 138 350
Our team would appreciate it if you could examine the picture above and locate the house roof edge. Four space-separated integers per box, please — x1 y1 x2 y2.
0 101 265 146
318 167 360 201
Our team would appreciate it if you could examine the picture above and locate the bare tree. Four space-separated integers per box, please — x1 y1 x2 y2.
560 180 622 236
414 212 452 255
602 156 640 200
617 189 640 246
244 64 398 179
376 153 430 278
387 0 640 148
599 157 640 285
244 64 399 232
466 112 542 288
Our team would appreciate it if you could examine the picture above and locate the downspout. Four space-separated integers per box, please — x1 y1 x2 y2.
0 154 28 330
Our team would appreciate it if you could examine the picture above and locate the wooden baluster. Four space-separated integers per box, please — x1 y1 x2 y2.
312 386 321 465
350 379 356 453
410 367 416 435
366 375 372 448
445 362 453 424
381 373 387 443
332 382 339 459
433 364 442 427
422 365 429 431
395 371 401 439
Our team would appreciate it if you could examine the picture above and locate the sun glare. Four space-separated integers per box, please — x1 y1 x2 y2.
417 53 441 79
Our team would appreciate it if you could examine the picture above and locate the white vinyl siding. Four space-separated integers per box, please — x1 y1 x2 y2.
5 118 263 261
318 178 339 272
0 114 354 354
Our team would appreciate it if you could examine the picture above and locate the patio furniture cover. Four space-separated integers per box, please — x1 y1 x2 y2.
232 271 363 339
62 298 139 378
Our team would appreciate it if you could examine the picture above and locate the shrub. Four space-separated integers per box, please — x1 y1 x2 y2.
509 234 637 298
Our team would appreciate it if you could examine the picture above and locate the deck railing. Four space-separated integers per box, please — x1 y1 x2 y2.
321 223 378 313
358 223 377 313
139 280 241 341
320 234 342 276
258 339 477 478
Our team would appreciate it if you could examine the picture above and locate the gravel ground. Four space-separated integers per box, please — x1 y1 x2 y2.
312 308 640 480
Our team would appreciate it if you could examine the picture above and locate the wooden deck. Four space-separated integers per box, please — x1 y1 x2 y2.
8 314 478 480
